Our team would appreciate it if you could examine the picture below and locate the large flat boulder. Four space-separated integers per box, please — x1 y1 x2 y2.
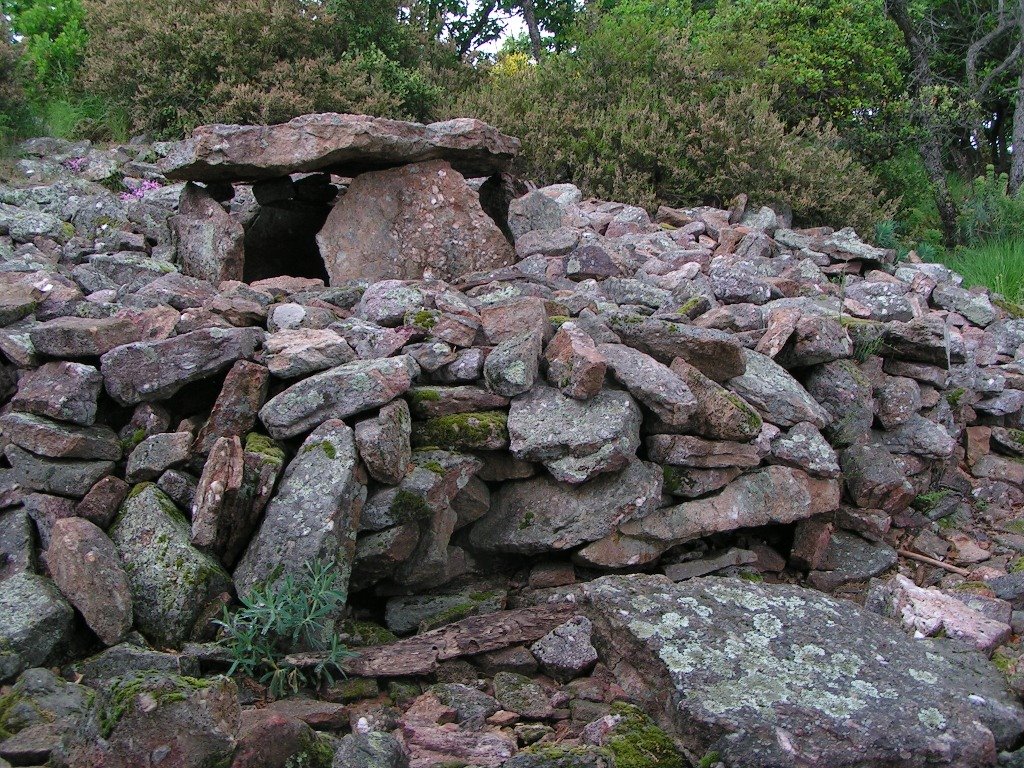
160 113 519 182
316 160 514 283
581 574 1024 768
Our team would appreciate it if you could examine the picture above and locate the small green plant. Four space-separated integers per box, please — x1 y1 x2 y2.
215 560 355 699
853 333 884 363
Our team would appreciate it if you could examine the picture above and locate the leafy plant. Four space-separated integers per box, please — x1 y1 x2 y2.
215 560 355 699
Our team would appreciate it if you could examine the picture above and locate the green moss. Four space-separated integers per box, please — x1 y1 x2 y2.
411 410 508 450
390 489 431 522
994 296 1024 319
946 387 967 407
698 752 722 768
738 570 764 583
332 677 379 703
303 440 337 459
521 744 614 765
420 460 446 475
518 510 536 530
676 297 703 316
912 489 952 513
992 648 1016 674
126 481 155 501
341 620 397 647
120 428 147 453
1008 428 1024 444
407 309 439 330
245 432 285 464
606 703 685 768
409 387 442 404
0 691 22 740
1011 558 1024 574
549 314 570 329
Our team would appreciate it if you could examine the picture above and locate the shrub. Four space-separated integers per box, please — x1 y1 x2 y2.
81 0 441 138
955 166 1024 245
5 0 88 98
216 560 355 699
452 14 890 230
0 20 30 143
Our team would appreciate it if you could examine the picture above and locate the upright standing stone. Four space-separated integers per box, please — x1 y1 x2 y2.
234 420 366 598
171 182 245 285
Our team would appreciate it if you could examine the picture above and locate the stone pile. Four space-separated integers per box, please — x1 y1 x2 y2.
2 115 1024 767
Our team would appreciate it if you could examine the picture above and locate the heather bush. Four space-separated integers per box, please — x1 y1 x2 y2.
453 15 890 231
81 0 441 138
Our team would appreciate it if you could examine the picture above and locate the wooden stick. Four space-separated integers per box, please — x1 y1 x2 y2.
897 549 972 576
286 603 577 677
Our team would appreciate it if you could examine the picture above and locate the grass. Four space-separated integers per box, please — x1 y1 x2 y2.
928 238 1024 304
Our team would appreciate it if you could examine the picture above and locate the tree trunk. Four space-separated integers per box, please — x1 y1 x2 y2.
886 0 960 246
521 0 543 60
1009 2 1024 194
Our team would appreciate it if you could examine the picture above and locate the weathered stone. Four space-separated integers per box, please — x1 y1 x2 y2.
544 322 607 400
0 412 121 460
0 574 74 681
613 467 839 556
768 422 840 478
47 517 133 645
110 483 231 647
597 343 696 426
29 315 144 358
21 493 75 549
235 420 365 597
646 434 761 468
483 330 542 397
0 508 35 580
808 530 898 591
803 359 875 446
468 460 662 554
161 113 518 182
530 616 598 682
125 431 192 483
65 641 200 687
480 298 549 345
393 504 459 589
157 469 199 512
318 160 514 283
332 731 409 768
884 315 956 367
265 328 356 379
259 355 419 440
190 436 246 560
661 466 743 499
231 709 332 768
492 672 554 719
727 349 830 428
581 574 1024 767
775 313 854 367
868 575 1012 655
135 272 219 310
101 327 262 406
664 547 759 581
840 444 915 513
932 282 998 327
355 400 412 484
610 315 745 381
194 360 270 454
10 361 101 425
876 375 922 429
407 386 509 419
351 523 421 590
508 190 570 239
451 476 490 529
76 673 239 768
412 410 508 452
357 281 425 326
170 182 244 285
875 415 957 459
385 589 506 635
666 358 763 442
4 444 113 498
507 386 640 484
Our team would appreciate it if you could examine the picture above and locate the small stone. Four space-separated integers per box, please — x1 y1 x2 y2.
10 361 101 426
544 322 607 400
530 616 598 681
492 672 554 719
0 573 74 681
484 330 543 397
356 400 413 484
4 444 113 498
125 431 192 483
29 315 144 358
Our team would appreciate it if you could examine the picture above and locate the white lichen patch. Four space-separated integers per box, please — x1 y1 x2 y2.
918 708 947 730
909 669 938 685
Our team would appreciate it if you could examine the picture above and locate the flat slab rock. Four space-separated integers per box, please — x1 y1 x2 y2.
580 574 1024 768
159 113 520 182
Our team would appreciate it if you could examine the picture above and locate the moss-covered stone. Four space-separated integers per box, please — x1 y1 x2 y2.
245 432 285 464
331 677 379 703
341 620 398 648
606 702 686 768
411 410 509 450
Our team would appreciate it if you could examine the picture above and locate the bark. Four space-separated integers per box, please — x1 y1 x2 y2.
1010 2 1024 194
520 0 544 61
285 603 577 676
885 0 961 246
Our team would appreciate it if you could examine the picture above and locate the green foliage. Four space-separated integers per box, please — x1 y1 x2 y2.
0 18 31 144
215 560 355 699
81 0 441 138
935 238 1024 303
454 13 889 229
956 166 1024 245
3 0 88 97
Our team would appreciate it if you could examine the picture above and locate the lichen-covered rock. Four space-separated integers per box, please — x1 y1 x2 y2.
0 574 74 681
259 355 419 440
580 467 840 567
468 459 662 555
231 708 334 768
492 672 554 719
356 399 413 484
109 484 231 648
0 411 121 460
3 444 114 498
170 182 244 285
597 343 696 427
193 359 270 453
804 358 875 447
507 386 640 484
411 410 508 452
317 160 514 283
610 315 745 382
727 350 830 428
544 322 607 400
9 361 102 426
72 672 239 768
265 328 356 379
28 315 144 358
47 517 133 646
332 731 409 768
100 327 262 406
0 668 98 759
581 574 1024 768
875 414 957 459
125 431 191 482
530 616 598 682
234 420 365 597
840 444 916 513
666 358 762 442
484 330 542 398
406 386 510 419
768 421 841 478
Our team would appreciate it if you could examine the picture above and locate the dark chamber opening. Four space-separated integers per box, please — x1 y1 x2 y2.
242 202 332 284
